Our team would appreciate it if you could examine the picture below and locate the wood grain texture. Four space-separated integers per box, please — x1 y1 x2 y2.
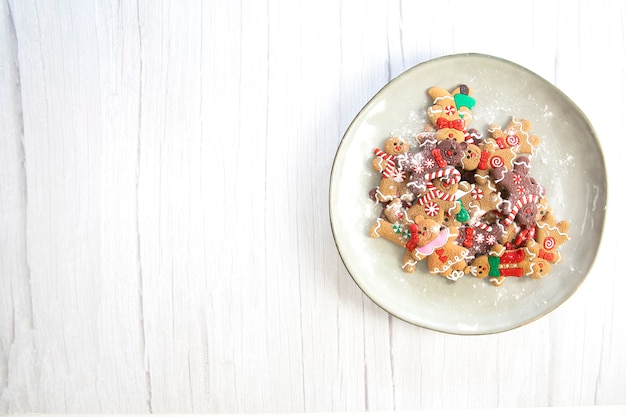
0 0 625 413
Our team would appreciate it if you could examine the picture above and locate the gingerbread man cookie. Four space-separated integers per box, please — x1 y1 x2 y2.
398 137 467 196
371 136 413 202
493 156 545 227
533 213 570 264
426 85 476 143
402 216 468 280
459 172 503 224
407 178 469 226
456 221 507 260
369 216 411 249
476 140 517 175
466 243 550 286
459 142 482 172
487 117 541 156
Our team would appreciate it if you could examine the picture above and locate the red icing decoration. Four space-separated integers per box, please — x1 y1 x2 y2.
406 223 419 252
500 248 525 264
463 228 474 248
478 150 490 170
431 148 447 168
435 248 448 263
538 250 555 261
500 267 524 277
436 117 465 131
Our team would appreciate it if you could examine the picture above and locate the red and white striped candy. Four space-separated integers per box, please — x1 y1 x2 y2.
506 135 520 147
424 167 461 184
472 221 493 232
490 155 504 168
471 188 484 200
543 236 556 250
503 194 540 226
424 201 440 217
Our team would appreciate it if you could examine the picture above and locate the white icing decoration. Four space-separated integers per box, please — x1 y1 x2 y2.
433 95 454 104
536 222 570 238
372 218 383 237
511 117 530 142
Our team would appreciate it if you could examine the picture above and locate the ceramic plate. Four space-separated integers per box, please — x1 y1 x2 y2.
329 53 607 335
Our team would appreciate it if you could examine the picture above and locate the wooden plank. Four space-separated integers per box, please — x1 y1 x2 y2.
0 0 624 413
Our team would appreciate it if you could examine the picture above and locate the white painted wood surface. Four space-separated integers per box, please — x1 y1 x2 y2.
0 0 624 413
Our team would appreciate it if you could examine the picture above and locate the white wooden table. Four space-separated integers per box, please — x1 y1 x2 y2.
1 0 624 414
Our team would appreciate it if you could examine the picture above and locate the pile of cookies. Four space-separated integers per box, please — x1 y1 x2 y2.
368 85 570 286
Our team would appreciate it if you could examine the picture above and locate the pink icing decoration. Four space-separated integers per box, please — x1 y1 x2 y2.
415 228 450 257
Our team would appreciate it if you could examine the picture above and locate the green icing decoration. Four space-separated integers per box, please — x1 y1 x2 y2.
455 199 470 223
488 256 501 277
454 93 476 118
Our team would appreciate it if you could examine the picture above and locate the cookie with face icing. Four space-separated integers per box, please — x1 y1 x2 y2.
465 243 551 286
402 215 469 280
370 136 413 202
533 213 570 264
406 177 469 226
426 85 476 143
492 156 545 228
397 137 467 196
459 172 503 224
456 221 507 260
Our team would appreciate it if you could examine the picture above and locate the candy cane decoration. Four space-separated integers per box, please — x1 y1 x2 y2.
424 167 461 184
416 189 439 205
503 194 540 226
417 183 456 206
472 220 493 232
514 224 536 247
373 148 406 182
373 148 395 178
415 167 462 206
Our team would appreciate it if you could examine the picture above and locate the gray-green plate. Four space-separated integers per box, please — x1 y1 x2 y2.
329 53 607 335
